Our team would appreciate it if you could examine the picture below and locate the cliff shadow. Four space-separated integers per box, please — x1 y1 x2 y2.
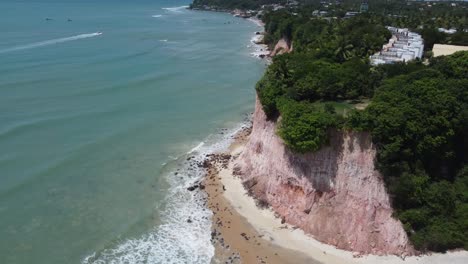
284 130 344 192
353 131 372 152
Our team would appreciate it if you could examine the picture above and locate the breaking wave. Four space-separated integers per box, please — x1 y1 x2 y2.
82 124 248 264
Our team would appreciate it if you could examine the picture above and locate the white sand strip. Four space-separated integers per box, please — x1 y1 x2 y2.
247 17 265 27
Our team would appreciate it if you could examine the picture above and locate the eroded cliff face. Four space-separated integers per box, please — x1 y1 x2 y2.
235 97 414 255
270 37 293 56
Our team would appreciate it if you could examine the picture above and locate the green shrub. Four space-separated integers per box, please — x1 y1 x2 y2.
277 99 337 153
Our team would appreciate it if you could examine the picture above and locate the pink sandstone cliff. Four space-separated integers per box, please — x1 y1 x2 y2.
234 97 415 256
270 37 293 56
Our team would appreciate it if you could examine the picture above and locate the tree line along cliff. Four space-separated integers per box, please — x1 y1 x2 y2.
254 7 468 252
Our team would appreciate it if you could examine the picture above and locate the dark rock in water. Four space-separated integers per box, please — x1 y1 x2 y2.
202 160 210 168
199 184 205 190
256 31 261 35
259 54 266 59
187 219 193 223
187 185 199 191
220 154 231 160
256 199 269 208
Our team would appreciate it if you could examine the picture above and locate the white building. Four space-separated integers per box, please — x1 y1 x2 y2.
438 28 457 34
370 27 424 65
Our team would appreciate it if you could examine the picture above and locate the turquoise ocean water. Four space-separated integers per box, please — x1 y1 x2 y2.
0 0 265 263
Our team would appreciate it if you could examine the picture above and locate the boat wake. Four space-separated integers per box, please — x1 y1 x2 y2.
0 32 103 54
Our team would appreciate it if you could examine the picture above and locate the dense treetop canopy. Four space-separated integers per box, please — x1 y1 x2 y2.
346 53 468 251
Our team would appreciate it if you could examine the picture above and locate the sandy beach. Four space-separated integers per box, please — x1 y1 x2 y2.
247 17 265 27
203 127 468 264
204 127 319 264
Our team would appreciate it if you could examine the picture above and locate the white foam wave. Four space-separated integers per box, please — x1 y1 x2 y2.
159 39 168 42
249 34 269 58
83 188 213 264
152 14 162 18
251 35 263 43
0 32 102 54
188 142 205 154
162 5 189 12
83 122 249 264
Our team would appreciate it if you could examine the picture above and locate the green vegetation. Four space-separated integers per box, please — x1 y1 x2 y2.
257 15 391 119
255 7 467 252
195 0 468 51
263 11 392 54
277 98 339 153
312 101 354 116
347 53 468 250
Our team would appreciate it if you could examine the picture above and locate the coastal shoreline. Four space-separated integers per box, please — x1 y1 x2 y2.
191 6 467 264
203 126 320 264
202 127 468 264
189 6 270 60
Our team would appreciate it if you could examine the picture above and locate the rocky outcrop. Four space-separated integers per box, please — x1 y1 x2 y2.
234 97 414 256
270 38 293 56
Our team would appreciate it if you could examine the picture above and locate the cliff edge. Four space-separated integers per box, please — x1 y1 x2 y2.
234 97 415 256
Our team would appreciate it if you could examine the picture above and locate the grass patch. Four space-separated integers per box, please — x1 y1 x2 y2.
312 101 355 117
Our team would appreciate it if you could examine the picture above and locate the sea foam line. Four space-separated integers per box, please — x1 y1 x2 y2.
188 142 205 154
0 32 103 54
82 122 250 264
162 5 189 12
